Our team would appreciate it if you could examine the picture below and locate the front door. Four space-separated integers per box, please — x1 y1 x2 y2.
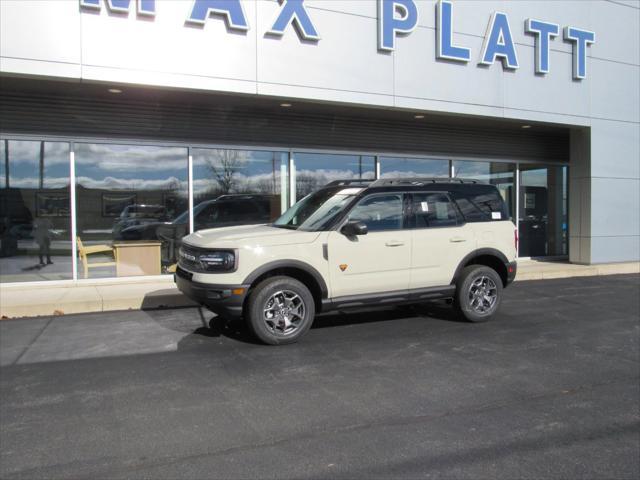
327 193 411 298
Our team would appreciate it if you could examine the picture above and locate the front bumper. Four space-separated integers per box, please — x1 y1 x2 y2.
174 266 249 319
505 261 517 286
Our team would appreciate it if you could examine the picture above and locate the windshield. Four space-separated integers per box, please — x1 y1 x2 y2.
273 187 361 231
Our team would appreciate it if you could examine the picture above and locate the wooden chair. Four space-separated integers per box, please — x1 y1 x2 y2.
76 237 117 279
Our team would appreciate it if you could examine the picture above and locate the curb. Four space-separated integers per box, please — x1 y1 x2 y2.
2 262 638 319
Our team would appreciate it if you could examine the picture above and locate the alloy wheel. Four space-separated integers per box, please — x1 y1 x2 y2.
467 275 498 314
263 290 306 336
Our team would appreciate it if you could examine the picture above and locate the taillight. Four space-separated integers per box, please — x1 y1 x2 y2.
514 228 519 251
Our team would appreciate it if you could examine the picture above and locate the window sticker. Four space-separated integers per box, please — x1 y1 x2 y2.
420 201 429 212
491 211 502 219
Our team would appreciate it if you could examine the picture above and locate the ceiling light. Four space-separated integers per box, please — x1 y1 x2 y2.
521 124 531 129
108 88 123 94
280 102 292 108
414 114 425 119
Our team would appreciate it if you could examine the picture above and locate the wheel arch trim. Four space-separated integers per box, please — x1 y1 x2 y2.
242 260 329 299
451 248 510 285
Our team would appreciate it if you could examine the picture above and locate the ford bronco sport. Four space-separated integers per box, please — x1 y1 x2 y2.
175 178 517 345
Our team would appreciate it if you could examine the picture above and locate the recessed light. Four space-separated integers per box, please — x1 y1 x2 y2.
280 103 292 108
521 125 531 129
414 114 425 119
108 88 123 94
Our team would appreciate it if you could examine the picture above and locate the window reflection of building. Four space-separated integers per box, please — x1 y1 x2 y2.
293 153 375 201
0 140 72 283
380 157 449 179
0 136 570 284
75 143 188 278
192 148 287 221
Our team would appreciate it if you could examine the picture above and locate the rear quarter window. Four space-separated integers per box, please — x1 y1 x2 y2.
452 188 509 222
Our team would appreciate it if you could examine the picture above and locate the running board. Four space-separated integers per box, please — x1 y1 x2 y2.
322 285 456 312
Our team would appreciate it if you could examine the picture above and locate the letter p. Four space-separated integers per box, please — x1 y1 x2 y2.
378 0 418 51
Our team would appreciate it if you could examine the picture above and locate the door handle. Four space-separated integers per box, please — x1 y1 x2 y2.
449 237 467 243
385 240 405 247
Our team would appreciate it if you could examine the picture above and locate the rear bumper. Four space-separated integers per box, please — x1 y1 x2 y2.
505 261 517 286
174 267 249 319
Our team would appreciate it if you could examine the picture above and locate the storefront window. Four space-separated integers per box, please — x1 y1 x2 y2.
192 148 287 230
380 156 449 178
0 140 72 283
75 143 188 278
519 165 567 257
453 161 515 220
293 153 375 201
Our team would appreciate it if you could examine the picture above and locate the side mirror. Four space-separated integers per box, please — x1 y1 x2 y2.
340 220 368 236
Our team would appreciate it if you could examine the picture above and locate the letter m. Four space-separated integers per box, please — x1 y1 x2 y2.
79 0 156 16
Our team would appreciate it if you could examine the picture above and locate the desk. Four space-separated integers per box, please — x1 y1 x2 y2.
113 241 162 277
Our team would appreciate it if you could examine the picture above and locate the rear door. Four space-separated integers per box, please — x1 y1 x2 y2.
409 192 476 288
327 193 411 298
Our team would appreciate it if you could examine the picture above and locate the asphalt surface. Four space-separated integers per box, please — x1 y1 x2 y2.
1 274 639 479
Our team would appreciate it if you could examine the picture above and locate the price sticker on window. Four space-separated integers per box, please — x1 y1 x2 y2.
420 202 429 212
491 211 502 220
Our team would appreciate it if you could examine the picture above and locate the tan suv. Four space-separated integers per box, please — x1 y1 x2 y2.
175 178 517 345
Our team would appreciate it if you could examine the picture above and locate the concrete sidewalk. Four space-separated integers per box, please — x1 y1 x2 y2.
1 260 638 319
515 258 640 281
0 277 196 318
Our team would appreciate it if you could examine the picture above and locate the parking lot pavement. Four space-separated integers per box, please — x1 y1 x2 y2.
1 274 638 479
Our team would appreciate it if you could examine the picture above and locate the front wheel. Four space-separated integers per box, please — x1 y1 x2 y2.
245 276 315 345
454 265 503 323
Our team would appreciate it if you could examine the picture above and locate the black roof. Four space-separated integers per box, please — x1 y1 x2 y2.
324 178 498 194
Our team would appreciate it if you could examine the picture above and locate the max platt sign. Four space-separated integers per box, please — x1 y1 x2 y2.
79 0 596 80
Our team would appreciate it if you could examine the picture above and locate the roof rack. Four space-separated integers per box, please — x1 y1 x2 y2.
325 179 375 187
369 177 479 187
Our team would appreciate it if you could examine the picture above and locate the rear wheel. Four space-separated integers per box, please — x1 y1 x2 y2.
245 276 315 345
454 265 503 323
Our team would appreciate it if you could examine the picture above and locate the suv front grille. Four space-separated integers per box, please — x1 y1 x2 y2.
178 245 208 273
177 244 237 273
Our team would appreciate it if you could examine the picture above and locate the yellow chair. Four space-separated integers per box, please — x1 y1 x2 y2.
76 237 117 279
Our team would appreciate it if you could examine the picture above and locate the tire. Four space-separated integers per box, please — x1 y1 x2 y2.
245 276 315 345
454 265 503 323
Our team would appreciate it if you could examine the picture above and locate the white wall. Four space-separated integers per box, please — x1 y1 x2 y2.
1 0 639 262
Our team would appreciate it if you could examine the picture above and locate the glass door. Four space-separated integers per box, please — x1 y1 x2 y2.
518 165 567 257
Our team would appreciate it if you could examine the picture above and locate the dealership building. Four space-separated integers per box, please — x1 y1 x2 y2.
0 0 638 290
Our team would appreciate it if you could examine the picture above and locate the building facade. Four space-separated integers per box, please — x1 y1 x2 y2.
0 0 638 286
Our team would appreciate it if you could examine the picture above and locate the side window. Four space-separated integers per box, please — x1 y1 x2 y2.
412 193 458 228
347 194 404 232
452 189 507 222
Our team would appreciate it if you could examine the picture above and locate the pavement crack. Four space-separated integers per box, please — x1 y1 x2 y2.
11 315 56 366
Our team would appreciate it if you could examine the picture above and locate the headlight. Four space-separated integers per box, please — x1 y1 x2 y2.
198 251 235 272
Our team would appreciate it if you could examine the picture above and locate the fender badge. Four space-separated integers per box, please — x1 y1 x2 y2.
339 264 348 272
